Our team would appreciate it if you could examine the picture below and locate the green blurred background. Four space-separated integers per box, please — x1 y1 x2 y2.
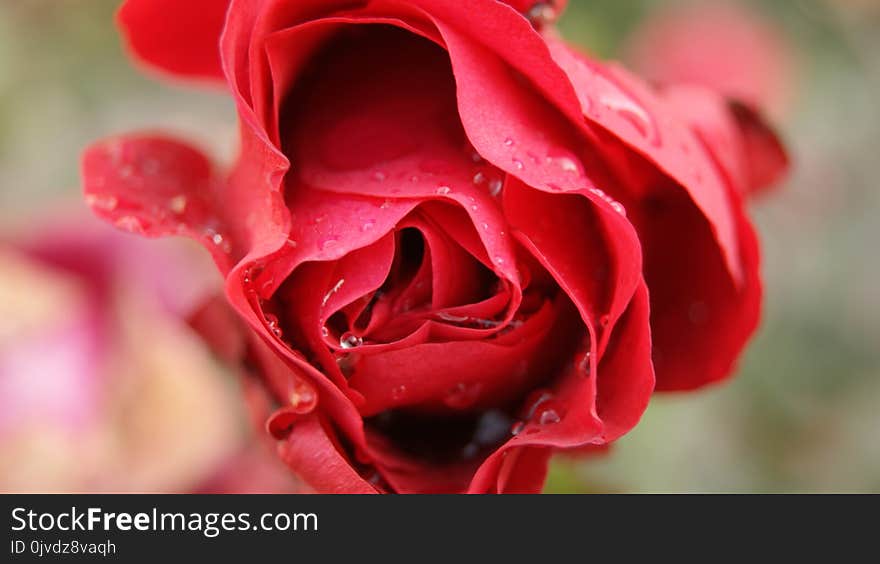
1 0 878 492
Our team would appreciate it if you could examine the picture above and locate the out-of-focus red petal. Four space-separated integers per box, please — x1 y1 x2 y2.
81 134 234 272
187 295 246 364
661 86 789 198
118 0 230 83
623 1 795 118
728 101 790 196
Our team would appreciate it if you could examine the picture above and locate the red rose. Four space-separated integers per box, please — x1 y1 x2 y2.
82 0 787 493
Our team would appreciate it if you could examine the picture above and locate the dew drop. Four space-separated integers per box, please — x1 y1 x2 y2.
443 382 483 409
114 215 145 232
538 408 561 425
510 421 526 436
512 158 525 171
336 353 360 379
361 219 376 232
488 178 503 197
391 385 407 401
318 236 339 251
526 2 559 27
504 137 515 147
472 172 486 185
86 194 118 212
205 229 231 253
264 313 283 338
288 381 317 412
556 156 580 174
322 278 345 307
339 332 363 349
435 185 452 196
600 94 658 144
169 195 187 214
578 351 592 377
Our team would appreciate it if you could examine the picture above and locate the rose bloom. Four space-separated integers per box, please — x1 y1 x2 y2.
82 0 788 493
0 210 297 493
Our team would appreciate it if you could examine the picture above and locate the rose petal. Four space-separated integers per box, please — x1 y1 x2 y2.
277 415 377 494
548 41 744 285
636 185 762 390
81 134 234 271
118 0 230 83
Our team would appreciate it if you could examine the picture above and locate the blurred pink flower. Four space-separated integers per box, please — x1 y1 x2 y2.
623 1 797 118
0 208 295 492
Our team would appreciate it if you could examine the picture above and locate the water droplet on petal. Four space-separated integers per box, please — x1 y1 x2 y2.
493 256 506 266
589 188 627 216
372 170 387 182
288 380 317 412
472 172 486 185
538 408 561 425
169 195 187 214
339 332 363 349
556 156 580 174
578 351 592 377
504 137 515 147
264 313 283 338
436 185 452 195
443 382 483 409
361 219 376 232
322 278 345 307
488 178 503 197
600 94 658 144
510 421 526 436
318 236 339 251
336 352 360 378
86 194 118 212
526 2 559 27
512 158 525 171
391 385 407 401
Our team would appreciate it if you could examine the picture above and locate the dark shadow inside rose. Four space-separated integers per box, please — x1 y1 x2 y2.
279 24 461 179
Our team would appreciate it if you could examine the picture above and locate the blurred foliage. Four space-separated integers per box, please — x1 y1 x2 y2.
0 0 878 492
